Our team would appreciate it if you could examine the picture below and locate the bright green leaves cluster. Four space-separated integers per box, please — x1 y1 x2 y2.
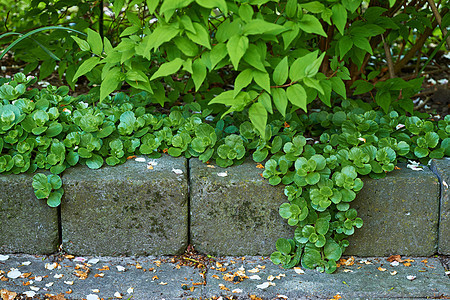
32 173 64 207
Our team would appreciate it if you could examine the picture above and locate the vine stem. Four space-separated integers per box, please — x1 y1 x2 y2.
426 0 450 49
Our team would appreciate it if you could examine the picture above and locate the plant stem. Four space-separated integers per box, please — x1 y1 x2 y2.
381 35 396 79
426 0 450 49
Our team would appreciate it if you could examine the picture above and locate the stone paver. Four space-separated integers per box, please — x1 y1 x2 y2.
189 158 293 256
346 163 440 256
61 155 188 256
0 254 448 299
430 158 450 255
0 172 58 254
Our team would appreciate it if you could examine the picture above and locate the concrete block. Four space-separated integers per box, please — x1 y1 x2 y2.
189 158 293 256
61 155 188 256
346 164 440 256
430 158 450 255
0 173 58 254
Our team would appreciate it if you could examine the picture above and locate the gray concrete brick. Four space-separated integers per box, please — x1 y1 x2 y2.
0 173 58 254
61 155 188 256
430 158 450 255
346 163 440 256
189 158 293 256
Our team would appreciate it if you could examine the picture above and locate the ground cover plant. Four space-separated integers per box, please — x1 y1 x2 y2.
0 0 449 273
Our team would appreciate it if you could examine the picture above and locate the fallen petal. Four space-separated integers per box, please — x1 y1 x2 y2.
232 288 243 293
217 172 228 177
64 281 74 285
114 292 123 298
390 271 398 276
116 266 126 272
86 294 100 300
54 274 64 279
23 291 36 297
29 286 40 292
172 168 183 175
127 287 134 294
0 255 9 261
22 261 31 266
294 267 305 274
407 275 416 281
135 157 146 162
249 275 261 280
88 259 100 265
256 282 271 289
7 269 22 279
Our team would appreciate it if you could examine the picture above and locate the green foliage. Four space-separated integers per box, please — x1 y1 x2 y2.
0 73 448 273
32 173 63 207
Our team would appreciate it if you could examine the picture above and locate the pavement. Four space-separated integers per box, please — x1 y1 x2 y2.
0 253 449 300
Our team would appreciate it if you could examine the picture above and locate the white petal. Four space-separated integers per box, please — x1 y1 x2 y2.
114 292 123 298
92 289 100 293
30 286 40 291
294 267 305 274
88 258 100 265
396 124 405 130
23 291 36 297
35 276 43 282
116 265 126 272
74 257 86 262
0 255 9 261
390 261 399 267
45 282 54 287
256 282 271 289
407 275 416 281
86 294 100 300
45 262 58 270
22 261 31 266
249 275 261 280
127 287 134 294
64 281 74 285
217 172 228 177
7 269 22 279
267 275 275 281
247 268 259 273
232 289 243 293
172 168 183 175
135 157 146 162
54 274 64 279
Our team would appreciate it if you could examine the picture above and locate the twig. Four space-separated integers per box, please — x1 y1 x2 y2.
381 34 396 78
426 0 450 49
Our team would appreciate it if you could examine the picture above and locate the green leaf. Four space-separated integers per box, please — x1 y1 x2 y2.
87 28 103 56
243 19 287 36
238 3 254 22
47 190 63 207
100 67 122 102
330 77 347 99
150 58 184 80
249 102 267 139
147 0 159 14
253 70 271 93
195 0 228 14
71 36 90 51
160 0 194 15
273 57 289 86
272 88 288 117
234 69 253 97
259 92 273 114
315 218 329 235
332 4 347 35
338 36 353 58
301 1 325 13
425 132 439 148
305 172 320 185
352 80 373 95
298 15 327 37
227 35 249 70
289 51 318 81
352 35 373 54
186 22 211 49
86 154 104 169
276 238 292 255
301 244 321 269
270 251 283 265
48 174 62 190
286 84 307 112
192 60 207 91
279 203 292 219
73 57 100 82
324 239 342 260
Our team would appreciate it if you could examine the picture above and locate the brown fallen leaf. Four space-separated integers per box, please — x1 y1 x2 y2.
1 289 17 300
212 275 220 280
403 262 411 267
377 267 387 272
94 273 104 278
135 263 142 269
387 255 404 263
249 296 263 300
152 275 159 280
328 294 342 300
65 255 75 259
65 289 72 294
256 163 264 169
219 284 230 291
98 266 110 271
21 272 32 278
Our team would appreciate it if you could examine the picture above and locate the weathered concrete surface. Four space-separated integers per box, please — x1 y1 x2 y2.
189 158 293 256
0 254 448 299
430 158 450 255
0 173 58 254
346 163 440 256
61 155 188 256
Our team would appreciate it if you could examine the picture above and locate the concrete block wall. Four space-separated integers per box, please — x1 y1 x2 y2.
0 156 448 257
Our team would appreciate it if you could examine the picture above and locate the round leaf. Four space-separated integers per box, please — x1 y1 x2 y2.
276 238 292 255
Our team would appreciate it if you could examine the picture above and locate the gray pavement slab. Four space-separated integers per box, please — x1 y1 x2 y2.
346 163 440 256
0 172 58 254
0 254 448 300
61 155 189 256
430 158 450 255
